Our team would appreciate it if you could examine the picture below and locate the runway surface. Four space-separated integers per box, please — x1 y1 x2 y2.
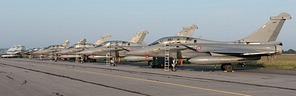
0 58 296 96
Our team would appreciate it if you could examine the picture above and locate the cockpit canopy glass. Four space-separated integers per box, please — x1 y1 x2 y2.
148 36 194 46
95 41 131 48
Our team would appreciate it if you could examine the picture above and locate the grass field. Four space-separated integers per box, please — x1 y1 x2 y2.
246 54 296 70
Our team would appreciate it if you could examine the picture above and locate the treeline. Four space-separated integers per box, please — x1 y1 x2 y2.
283 49 296 54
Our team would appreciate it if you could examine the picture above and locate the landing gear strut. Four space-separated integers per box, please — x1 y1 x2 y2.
148 60 152 67
171 63 177 72
221 64 233 72
110 58 116 66
171 59 177 72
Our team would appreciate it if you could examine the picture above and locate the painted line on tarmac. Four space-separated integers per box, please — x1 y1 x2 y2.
35 63 251 96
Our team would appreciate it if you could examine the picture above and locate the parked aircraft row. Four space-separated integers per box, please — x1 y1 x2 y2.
1 12 291 72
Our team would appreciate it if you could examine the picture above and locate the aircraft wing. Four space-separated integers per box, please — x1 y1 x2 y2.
207 48 276 56
181 44 276 56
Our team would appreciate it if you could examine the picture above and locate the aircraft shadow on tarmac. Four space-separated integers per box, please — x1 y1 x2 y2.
115 62 261 72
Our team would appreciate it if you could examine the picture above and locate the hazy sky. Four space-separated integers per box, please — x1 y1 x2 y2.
0 0 295 50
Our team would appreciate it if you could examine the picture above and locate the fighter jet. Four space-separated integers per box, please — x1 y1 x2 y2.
32 40 70 59
1 45 27 58
76 30 149 64
124 24 198 62
55 35 111 60
126 12 291 72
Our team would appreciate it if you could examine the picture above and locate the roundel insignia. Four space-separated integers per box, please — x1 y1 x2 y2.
127 48 133 51
195 46 202 50
92 52 96 58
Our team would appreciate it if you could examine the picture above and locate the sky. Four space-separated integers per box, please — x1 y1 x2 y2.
0 0 295 50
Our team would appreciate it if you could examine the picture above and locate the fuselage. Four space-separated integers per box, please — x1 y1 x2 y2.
77 40 146 59
125 36 283 64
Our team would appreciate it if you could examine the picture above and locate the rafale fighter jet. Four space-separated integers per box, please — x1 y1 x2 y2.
32 40 70 59
126 12 291 72
76 30 149 64
55 34 111 60
124 24 198 62
1 45 27 58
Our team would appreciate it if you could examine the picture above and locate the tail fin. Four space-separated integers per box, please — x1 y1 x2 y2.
176 24 198 37
61 40 70 47
93 34 112 45
77 38 86 45
129 30 149 43
239 12 291 43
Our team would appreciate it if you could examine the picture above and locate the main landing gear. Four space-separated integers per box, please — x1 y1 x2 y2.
221 63 234 72
149 57 178 72
171 62 177 72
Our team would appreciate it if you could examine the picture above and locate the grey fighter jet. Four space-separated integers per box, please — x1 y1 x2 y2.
1 45 27 58
55 35 111 60
76 30 149 64
124 24 198 62
32 40 70 59
126 12 291 72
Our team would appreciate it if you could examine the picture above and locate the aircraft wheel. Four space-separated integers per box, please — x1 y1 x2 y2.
221 64 233 72
171 67 177 72
171 63 177 72
148 61 152 66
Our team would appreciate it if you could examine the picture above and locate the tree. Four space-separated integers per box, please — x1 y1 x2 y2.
283 49 296 54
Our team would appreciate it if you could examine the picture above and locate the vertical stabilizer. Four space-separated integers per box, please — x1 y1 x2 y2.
61 40 70 47
77 38 86 45
176 24 198 37
129 30 149 43
93 34 112 45
239 12 291 43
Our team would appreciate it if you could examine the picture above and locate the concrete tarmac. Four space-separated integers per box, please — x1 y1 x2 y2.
0 58 296 96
